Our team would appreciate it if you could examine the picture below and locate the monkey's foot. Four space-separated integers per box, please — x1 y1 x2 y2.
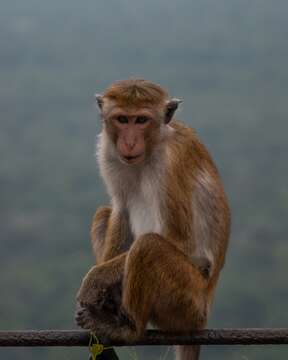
75 303 137 342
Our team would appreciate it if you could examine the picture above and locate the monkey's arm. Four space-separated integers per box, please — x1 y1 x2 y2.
78 206 133 309
91 207 133 264
76 208 134 336
90 207 111 264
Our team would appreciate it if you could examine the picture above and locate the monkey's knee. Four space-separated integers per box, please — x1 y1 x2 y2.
91 206 112 261
126 233 164 263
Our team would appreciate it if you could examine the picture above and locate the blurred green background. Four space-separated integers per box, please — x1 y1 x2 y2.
1 0 288 359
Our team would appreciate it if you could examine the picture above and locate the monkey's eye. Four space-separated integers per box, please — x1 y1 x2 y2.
116 115 129 124
135 116 149 124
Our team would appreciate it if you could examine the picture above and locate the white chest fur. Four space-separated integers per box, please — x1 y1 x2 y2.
127 171 163 239
97 131 166 239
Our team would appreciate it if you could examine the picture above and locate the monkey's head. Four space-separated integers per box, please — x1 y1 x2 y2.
95 79 182 165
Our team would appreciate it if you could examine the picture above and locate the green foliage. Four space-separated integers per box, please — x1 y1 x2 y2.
1 0 288 359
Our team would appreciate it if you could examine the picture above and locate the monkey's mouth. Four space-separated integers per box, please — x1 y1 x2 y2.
120 153 144 165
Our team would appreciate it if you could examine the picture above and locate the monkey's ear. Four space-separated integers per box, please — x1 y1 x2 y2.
165 98 183 124
94 93 104 110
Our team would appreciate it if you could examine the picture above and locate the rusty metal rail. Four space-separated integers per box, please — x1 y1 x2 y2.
1 329 288 347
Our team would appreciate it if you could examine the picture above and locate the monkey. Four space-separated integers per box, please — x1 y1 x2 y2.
75 79 230 360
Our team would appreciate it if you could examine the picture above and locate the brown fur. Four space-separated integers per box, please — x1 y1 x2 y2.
76 79 230 360
90 206 112 263
103 78 168 107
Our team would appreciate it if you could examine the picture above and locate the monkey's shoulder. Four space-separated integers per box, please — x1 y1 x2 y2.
168 120 218 173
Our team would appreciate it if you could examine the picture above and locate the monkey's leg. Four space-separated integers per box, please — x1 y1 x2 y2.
123 233 209 334
90 206 112 263
77 233 210 345
122 233 209 359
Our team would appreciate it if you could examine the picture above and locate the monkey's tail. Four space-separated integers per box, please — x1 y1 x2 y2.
175 345 201 360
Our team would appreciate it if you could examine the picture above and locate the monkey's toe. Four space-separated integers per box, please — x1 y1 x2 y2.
75 314 93 329
75 305 97 330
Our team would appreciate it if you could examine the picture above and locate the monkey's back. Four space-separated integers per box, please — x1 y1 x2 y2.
164 120 230 272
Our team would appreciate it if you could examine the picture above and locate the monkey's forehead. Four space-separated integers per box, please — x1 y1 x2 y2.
102 101 163 117
103 78 169 102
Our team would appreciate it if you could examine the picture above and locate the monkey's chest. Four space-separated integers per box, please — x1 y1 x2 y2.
127 190 163 239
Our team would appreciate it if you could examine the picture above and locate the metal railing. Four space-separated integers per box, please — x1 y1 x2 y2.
1 328 288 359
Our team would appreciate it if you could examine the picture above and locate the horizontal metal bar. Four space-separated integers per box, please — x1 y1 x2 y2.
1 329 288 347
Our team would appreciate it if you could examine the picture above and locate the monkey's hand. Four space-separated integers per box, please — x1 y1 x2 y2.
76 264 121 314
75 301 137 341
191 256 212 279
75 263 138 341
77 253 127 310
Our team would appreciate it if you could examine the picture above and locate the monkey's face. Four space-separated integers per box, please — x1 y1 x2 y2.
95 80 182 166
104 106 162 165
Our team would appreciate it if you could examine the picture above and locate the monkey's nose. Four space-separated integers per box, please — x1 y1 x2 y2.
125 142 136 151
